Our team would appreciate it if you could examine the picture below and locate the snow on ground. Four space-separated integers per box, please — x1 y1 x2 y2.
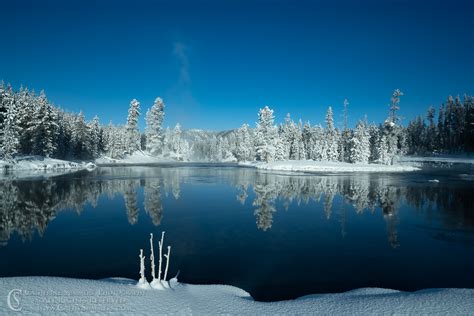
400 155 474 164
96 151 175 165
242 160 420 173
0 156 95 172
0 277 472 315
96 151 238 165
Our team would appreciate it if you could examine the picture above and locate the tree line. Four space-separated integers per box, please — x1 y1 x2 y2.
406 95 474 154
1 81 472 163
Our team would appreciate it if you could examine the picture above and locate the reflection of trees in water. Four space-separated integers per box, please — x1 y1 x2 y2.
405 185 474 230
236 184 248 205
252 178 278 231
162 171 180 200
0 168 177 246
241 173 467 249
338 203 347 239
0 177 100 246
1 167 472 248
144 179 163 226
124 181 139 225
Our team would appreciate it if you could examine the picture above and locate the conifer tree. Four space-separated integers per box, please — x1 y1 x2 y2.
324 106 339 161
89 115 101 158
349 121 370 163
29 91 58 157
426 106 436 152
126 99 141 154
255 106 278 162
145 97 165 155
1 97 20 161
235 123 253 161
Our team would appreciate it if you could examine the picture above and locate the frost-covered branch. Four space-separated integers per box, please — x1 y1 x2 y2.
149 233 156 280
163 246 171 287
137 248 150 289
158 231 164 282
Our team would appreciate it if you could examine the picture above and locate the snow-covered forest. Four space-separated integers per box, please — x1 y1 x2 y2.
406 95 474 154
1 81 473 165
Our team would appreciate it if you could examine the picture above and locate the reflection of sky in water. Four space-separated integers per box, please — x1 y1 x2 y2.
0 166 473 301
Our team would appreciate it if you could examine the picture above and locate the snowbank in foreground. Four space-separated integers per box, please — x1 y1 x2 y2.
96 151 175 165
242 160 420 173
0 156 95 172
0 277 472 314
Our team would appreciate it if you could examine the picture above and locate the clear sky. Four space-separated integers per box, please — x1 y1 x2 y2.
0 0 472 130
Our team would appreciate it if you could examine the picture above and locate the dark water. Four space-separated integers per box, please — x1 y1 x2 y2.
1 164 473 301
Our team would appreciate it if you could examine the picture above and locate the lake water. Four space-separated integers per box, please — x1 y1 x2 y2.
1 164 473 301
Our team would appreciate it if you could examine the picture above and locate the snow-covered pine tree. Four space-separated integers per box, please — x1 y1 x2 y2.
452 95 466 151
71 111 92 159
102 122 113 157
437 103 446 151
308 124 325 161
349 120 370 163
297 120 306 160
235 123 254 161
16 86 34 155
444 96 455 150
171 123 183 160
29 91 58 157
335 128 341 161
425 106 436 152
382 89 404 164
464 95 474 151
0 83 14 153
302 122 312 160
145 97 165 156
55 111 74 159
255 106 278 162
376 134 391 164
279 113 293 160
406 116 425 154
289 120 302 160
324 106 339 161
108 124 124 159
219 137 234 161
1 94 20 161
116 126 128 158
339 99 352 162
274 134 286 161
389 89 403 125
0 81 6 131
398 126 408 156
89 115 101 159
126 99 141 154
162 127 172 157
368 123 380 162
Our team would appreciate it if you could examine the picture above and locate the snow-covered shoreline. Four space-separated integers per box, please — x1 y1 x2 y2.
0 277 472 314
0 156 95 173
242 160 420 173
400 155 474 164
95 151 176 165
10 154 474 177
95 151 237 166
95 152 421 173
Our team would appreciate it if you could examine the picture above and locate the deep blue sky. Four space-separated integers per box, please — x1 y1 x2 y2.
0 0 472 130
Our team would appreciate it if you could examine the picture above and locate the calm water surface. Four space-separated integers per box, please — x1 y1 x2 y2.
1 164 473 301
